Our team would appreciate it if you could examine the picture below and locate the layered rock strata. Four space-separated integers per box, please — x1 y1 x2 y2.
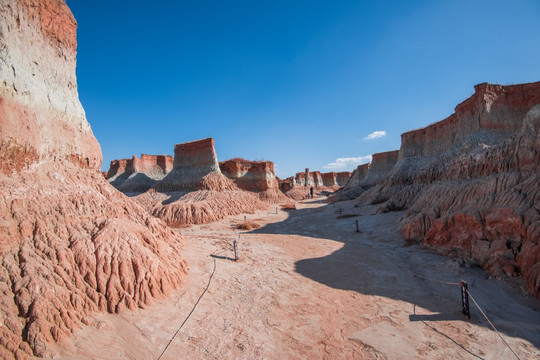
106 154 173 192
0 1 187 358
352 82 540 298
134 139 268 225
220 158 291 203
336 171 352 186
282 168 350 200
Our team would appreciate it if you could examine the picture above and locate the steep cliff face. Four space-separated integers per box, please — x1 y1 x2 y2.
107 154 173 193
153 138 232 191
321 172 338 186
220 159 290 203
336 172 351 186
0 1 187 358
352 82 540 298
320 171 351 187
399 82 540 160
134 139 268 225
329 163 370 201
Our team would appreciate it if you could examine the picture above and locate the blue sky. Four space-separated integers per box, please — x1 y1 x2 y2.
67 0 540 178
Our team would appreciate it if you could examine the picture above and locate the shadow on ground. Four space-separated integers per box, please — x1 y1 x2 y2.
250 200 540 348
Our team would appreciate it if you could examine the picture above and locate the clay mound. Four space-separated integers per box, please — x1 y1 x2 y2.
0 1 188 357
135 187 268 226
0 163 188 359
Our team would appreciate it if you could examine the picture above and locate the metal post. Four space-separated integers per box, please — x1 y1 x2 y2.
461 280 470 319
355 220 360 233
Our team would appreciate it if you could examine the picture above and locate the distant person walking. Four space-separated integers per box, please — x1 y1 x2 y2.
310 186 314 198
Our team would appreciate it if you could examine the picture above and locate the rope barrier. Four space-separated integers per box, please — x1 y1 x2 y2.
402 267 521 359
157 257 217 360
400 267 461 286
465 289 521 360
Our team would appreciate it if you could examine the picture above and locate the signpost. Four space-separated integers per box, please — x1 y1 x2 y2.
461 280 470 319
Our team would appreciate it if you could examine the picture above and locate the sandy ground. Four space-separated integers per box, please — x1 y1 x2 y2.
47 199 540 359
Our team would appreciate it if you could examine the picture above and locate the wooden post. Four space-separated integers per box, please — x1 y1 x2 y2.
461 280 470 319
233 240 238 261
276 206 278 214
355 220 360 233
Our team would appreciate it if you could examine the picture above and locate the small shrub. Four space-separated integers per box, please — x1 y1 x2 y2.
236 221 260 230
280 203 296 210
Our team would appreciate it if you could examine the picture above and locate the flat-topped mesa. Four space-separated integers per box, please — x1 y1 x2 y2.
107 154 173 193
154 138 235 192
321 172 338 186
0 1 188 358
219 158 291 203
399 82 540 160
220 159 276 191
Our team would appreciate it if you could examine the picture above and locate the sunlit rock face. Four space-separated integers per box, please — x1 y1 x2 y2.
349 82 540 299
220 158 291 203
0 1 187 357
132 138 270 226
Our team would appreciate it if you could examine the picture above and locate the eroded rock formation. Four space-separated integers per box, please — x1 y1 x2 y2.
344 82 540 298
106 154 173 193
220 158 291 203
134 139 268 226
0 1 187 358
281 168 351 200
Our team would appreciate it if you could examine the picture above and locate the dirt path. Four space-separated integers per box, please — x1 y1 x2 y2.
49 199 540 359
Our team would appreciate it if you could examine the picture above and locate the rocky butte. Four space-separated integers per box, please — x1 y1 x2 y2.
106 154 173 193
219 158 291 203
133 138 269 226
335 81 540 298
0 1 187 358
281 168 351 199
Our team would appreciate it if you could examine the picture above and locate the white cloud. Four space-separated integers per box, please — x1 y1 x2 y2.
323 155 372 170
363 130 386 140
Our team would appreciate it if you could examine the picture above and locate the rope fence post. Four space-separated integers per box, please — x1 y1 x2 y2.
461 280 470 319
233 240 238 261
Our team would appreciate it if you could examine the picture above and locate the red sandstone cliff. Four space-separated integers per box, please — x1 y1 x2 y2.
349 82 540 298
134 139 268 226
220 158 291 203
107 154 173 192
0 1 187 358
